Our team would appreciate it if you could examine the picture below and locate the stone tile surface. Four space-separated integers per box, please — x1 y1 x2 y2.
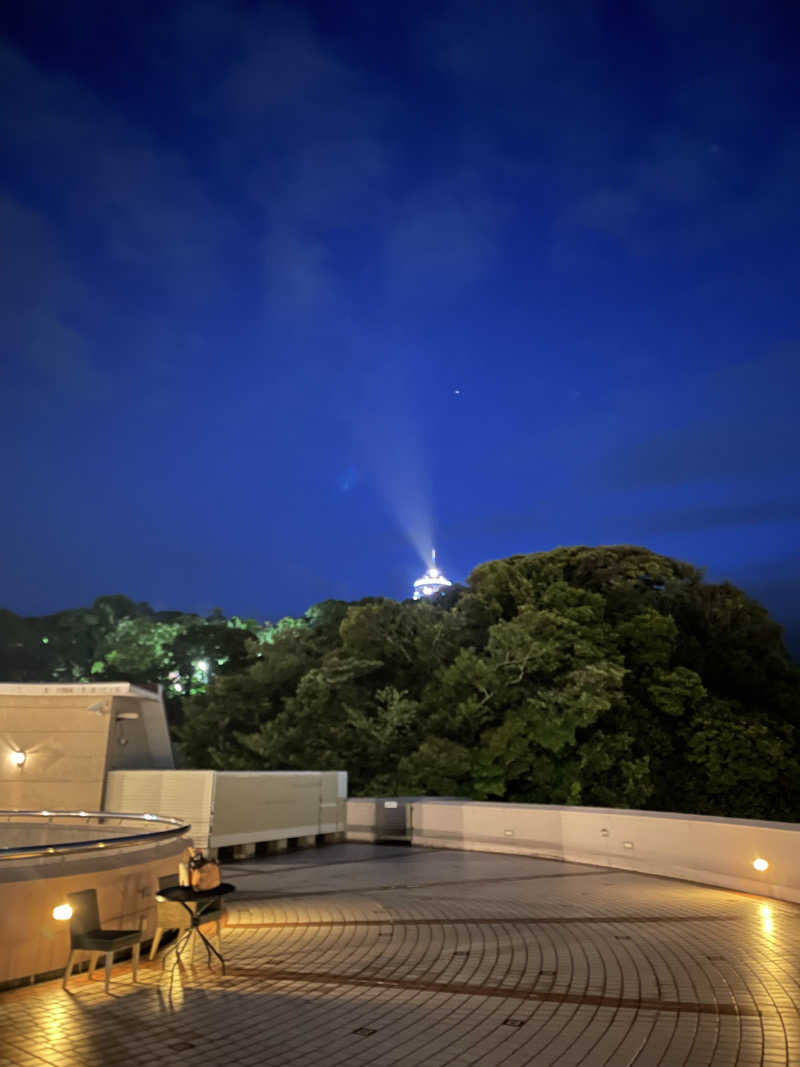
2 843 800 1065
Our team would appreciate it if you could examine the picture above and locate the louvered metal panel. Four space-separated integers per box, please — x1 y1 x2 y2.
319 771 347 833
104 769 348 850
104 770 215 849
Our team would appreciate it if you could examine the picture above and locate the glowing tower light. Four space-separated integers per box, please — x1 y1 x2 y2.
413 549 453 600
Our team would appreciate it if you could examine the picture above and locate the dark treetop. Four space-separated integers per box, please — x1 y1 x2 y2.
178 547 800 821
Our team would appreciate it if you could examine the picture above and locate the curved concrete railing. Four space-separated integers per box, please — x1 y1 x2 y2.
347 797 800 905
0 810 191 989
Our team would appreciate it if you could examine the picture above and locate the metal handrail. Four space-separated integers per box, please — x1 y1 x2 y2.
0 810 191 860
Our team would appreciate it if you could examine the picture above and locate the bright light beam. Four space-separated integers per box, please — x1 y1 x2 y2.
349 361 435 568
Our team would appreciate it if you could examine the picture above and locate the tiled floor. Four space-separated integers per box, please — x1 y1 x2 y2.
2 843 800 1065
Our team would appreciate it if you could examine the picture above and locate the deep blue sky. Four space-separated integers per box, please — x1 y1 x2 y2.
2 0 799 654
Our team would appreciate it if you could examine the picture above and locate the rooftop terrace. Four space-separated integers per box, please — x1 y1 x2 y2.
2 841 799 1066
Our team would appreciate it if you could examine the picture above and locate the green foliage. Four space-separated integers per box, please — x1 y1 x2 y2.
396 737 473 796
682 701 800 821
102 617 181 680
4 545 800 820
0 595 271 742
191 545 800 818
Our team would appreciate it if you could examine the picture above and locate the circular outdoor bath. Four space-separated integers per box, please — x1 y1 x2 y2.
0 810 190 988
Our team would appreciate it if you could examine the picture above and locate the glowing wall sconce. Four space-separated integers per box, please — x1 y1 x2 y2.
52 904 73 921
753 857 769 872
10 750 26 767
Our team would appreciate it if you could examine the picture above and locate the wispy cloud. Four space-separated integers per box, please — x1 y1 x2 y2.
0 41 237 328
0 193 97 395
383 182 502 303
580 351 799 491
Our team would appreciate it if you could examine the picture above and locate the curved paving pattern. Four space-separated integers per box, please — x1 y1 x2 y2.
2 843 800 1065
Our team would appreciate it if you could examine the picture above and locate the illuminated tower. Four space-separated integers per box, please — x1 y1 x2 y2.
412 549 453 600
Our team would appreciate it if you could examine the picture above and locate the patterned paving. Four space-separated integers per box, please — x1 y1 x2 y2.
2 843 800 1065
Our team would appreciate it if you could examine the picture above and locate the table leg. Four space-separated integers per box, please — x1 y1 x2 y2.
162 927 193 973
194 925 227 975
157 898 229 983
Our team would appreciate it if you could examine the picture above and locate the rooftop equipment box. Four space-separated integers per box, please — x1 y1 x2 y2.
0 683 173 812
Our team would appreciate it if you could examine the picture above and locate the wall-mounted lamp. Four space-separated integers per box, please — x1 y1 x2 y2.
753 857 769 872
115 712 140 721
10 750 26 766
52 904 73 921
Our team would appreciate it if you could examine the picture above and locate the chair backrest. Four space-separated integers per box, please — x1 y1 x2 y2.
67 889 100 941
159 873 180 891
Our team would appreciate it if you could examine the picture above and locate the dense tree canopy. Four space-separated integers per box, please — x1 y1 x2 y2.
0 596 267 723
177 546 800 820
3 546 799 819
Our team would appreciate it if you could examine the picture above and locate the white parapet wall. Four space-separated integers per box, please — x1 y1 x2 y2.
346 797 800 904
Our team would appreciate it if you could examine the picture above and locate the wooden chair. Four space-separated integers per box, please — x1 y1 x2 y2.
62 889 142 993
149 874 224 960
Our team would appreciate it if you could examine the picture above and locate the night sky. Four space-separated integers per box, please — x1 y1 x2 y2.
2 1 799 654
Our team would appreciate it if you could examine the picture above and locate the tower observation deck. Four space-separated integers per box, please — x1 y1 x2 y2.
412 550 453 600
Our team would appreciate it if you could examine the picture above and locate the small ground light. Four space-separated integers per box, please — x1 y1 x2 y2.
753 858 769 872
52 904 72 921
10 751 26 766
